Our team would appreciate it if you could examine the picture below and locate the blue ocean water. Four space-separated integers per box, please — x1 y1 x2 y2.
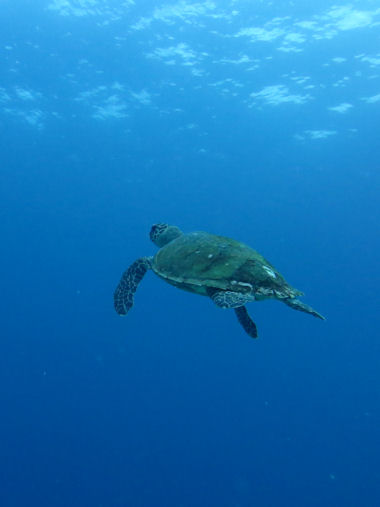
1 1 380 506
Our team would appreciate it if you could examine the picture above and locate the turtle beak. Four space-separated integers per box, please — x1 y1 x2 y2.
149 224 158 241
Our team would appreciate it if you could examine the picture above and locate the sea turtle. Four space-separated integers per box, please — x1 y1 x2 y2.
114 223 325 338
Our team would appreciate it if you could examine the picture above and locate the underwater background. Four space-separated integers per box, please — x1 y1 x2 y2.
1 1 380 506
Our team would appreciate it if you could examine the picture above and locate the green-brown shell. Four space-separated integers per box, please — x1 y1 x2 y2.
152 231 301 299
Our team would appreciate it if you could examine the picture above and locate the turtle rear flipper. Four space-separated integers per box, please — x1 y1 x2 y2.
207 288 255 308
114 257 153 315
284 298 325 320
235 306 258 339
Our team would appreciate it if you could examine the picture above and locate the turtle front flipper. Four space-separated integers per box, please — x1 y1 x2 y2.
234 306 258 339
114 257 153 315
284 298 325 320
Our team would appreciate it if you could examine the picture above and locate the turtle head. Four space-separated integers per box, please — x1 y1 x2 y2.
149 223 183 247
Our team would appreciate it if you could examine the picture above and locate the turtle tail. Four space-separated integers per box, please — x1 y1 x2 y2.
284 298 325 320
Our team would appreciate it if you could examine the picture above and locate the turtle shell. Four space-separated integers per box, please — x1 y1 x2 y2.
152 231 301 299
